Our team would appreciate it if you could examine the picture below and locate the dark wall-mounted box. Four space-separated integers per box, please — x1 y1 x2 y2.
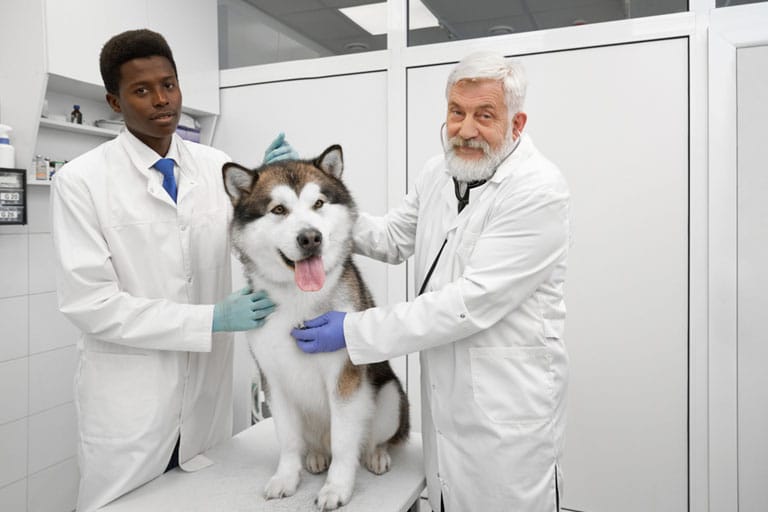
0 168 27 225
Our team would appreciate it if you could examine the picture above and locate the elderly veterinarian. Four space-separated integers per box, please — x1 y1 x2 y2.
51 29 294 512
292 51 571 511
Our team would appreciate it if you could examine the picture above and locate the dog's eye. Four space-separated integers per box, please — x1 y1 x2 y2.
271 205 286 215
313 199 324 209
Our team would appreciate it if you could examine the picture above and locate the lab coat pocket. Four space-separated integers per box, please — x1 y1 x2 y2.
469 346 554 424
77 351 155 440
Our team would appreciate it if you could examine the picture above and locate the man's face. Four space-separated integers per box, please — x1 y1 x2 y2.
106 55 181 156
444 78 526 182
445 79 509 160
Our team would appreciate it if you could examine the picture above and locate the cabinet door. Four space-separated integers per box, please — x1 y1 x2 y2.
150 0 220 115
45 0 147 86
737 43 768 512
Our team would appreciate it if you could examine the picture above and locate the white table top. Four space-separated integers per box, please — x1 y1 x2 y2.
98 419 425 512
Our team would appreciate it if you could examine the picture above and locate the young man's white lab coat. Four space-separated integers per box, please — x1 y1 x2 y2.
51 131 233 511
346 134 570 511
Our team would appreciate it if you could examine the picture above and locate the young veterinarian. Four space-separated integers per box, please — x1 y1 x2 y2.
51 29 296 512
292 51 571 511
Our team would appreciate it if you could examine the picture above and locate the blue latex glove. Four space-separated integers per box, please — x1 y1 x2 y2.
291 311 347 353
213 288 276 332
263 132 299 164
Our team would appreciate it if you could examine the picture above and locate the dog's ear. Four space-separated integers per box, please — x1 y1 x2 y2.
222 163 257 204
314 145 343 179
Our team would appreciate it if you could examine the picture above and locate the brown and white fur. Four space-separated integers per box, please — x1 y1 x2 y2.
222 145 409 510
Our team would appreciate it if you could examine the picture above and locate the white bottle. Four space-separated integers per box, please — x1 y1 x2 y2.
0 124 15 168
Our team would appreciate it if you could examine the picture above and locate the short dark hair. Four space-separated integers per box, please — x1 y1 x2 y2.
99 29 177 94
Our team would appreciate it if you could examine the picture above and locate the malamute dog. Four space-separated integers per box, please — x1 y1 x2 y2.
222 145 410 510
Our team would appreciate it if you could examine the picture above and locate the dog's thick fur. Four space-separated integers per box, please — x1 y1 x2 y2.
222 145 409 510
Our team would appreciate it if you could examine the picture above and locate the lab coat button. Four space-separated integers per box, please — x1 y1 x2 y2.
459 313 466 319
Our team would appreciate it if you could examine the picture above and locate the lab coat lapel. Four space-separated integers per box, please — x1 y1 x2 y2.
175 141 200 205
440 175 462 234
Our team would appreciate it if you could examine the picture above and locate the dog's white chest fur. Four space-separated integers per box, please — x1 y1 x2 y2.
246 288 349 417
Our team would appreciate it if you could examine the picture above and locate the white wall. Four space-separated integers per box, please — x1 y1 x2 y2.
708 5 768 510
0 184 81 512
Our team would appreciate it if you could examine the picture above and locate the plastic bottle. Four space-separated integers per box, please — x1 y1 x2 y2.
70 105 83 124
36 156 49 180
0 124 15 168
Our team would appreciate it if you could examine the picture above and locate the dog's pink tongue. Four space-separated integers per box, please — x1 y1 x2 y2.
295 256 325 291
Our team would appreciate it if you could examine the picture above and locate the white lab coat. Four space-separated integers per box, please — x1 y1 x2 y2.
51 131 234 512
346 134 570 512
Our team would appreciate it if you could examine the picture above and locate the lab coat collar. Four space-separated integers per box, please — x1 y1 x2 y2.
120 130 182 172
119 131 198 205
488 133 533 184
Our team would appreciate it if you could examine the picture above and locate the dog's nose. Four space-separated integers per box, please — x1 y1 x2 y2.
297 228 323 252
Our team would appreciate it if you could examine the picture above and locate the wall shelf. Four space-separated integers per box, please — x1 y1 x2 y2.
27 178 52 186
39 118 119 138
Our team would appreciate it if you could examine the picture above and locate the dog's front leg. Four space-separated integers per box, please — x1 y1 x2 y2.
316 390 372 510
264 394 304 500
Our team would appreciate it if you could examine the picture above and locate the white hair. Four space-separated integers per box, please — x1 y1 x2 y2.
445 51 527 119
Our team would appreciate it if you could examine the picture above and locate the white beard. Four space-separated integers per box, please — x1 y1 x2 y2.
443 133 518 182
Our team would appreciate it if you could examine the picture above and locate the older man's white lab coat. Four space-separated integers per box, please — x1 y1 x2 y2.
346 134 570 511
51 131 234 511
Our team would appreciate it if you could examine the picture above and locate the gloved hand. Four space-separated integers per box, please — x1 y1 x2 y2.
213 288 276 332
263 132 299 164
291 311 347 353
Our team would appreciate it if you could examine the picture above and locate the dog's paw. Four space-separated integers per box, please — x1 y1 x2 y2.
306 451 330 474
364 446 391 475
315 481 352 511
264 472 300 500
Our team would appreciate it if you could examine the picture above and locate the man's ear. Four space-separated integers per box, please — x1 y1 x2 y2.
106 93 121 114
512 112 527 139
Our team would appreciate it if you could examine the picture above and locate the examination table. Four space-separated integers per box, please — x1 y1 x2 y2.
97 418 426 511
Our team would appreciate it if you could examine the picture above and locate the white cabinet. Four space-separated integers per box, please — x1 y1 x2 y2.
26 0 221 186
44 2 148 88
148 1 221 115
44 0 220 115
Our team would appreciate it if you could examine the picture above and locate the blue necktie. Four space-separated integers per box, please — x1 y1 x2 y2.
154 158 177 203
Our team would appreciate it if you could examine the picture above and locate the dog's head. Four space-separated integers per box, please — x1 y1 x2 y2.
222 145 356 292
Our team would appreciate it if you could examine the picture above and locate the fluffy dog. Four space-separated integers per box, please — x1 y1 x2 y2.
222 145 409 510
